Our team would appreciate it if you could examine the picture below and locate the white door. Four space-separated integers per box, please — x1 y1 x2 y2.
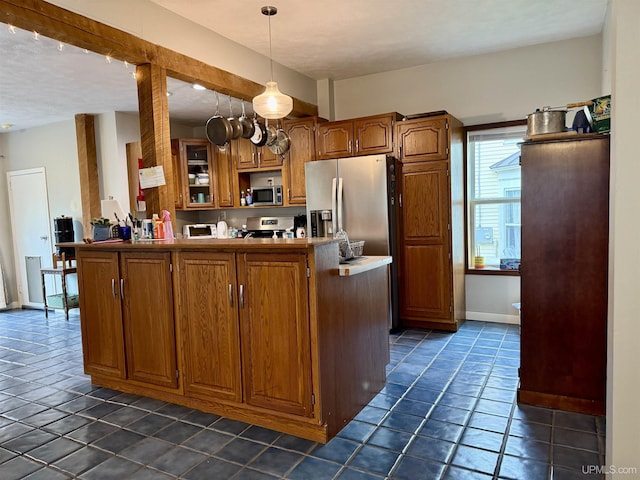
7 168 54 308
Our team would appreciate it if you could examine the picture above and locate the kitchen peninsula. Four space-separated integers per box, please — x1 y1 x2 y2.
74 237 391 442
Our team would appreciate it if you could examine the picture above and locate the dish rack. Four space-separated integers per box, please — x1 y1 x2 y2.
336 230 365 262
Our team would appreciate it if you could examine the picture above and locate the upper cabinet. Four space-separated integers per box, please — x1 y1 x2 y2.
172 138 215 209
282 117 323 206
395 117 449 163
233 138 282 171
317 113 402 160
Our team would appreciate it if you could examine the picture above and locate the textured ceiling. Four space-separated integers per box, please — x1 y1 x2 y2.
0 0 607 132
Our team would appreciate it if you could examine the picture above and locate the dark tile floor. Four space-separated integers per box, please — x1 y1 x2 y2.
0 309 605 479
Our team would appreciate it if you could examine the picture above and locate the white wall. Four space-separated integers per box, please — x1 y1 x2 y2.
332 35 603 125
605 0 640 474
327 35 603 323
0 121 82 304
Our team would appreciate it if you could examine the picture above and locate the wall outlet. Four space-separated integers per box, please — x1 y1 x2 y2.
267 177 274 186
219 211 226 220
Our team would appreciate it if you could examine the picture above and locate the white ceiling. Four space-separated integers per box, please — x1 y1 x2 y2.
0 0 607 132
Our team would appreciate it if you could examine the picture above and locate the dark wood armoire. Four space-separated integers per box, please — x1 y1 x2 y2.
518 134 609 415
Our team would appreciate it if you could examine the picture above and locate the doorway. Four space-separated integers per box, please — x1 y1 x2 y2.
7 167 54 308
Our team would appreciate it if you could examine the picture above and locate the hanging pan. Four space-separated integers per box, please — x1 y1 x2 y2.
265 119 278 146
206 92 233 147
227 95 242 140
250 113 269 147
269 122 291 155
239 100 255 139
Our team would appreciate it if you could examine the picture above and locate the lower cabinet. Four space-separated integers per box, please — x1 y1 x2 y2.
239 252 312 417
177 251 312 416
177 252 242 402
77 250 178 389
76 243 389 443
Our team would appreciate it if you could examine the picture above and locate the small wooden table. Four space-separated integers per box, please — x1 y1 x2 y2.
40 253 77 320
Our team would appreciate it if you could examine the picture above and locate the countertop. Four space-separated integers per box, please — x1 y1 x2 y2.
69 237 337 251
336 256 392 277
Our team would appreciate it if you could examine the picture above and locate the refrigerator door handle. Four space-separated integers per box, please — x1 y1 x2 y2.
331 177 337 236
337 177 344 231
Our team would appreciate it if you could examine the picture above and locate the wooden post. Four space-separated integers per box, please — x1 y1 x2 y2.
136 63 175 221
75 114 101 237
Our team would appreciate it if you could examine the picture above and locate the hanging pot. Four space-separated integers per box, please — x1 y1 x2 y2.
239 100 255 139
206 93 233 147
227 96 242 140
251 114 269 147
269 128 291 155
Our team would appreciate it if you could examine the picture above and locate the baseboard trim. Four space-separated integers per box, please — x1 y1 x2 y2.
465 311 520 325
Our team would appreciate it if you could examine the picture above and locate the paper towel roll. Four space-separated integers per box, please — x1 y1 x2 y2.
101 198 127 225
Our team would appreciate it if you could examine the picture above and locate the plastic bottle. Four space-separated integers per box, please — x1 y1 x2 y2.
162 210 174 239
152 213 164 239
240 190 246 206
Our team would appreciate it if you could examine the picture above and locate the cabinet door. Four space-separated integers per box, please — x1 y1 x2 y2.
317 121 353 160
400 161 452 322
234 138 258 170
354 114 394 155
178 252 242 402
396 117 448 163
283 117 316 205
257 145 282 168
214 143 235 208
238 253 313 417
77 251 125 379
181 139 214 208
120 252 178 389
170 142 185 209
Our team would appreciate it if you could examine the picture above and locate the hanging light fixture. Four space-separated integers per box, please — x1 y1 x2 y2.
252 6 293 119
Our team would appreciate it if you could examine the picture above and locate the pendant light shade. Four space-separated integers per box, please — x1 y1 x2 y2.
253 81 293 119
252 6 293 120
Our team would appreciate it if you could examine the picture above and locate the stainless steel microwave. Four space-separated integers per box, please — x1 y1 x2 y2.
251 185 283 206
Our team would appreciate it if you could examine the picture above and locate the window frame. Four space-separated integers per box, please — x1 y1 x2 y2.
464 120 527 276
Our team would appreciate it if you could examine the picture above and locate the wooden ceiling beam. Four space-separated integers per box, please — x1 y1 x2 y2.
0 0 317 117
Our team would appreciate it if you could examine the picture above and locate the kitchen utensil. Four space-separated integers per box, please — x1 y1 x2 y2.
265 120 278 146
269 128 291 155
227 95 242 140
251 114 269 146
206 92 233 147
216 219 228 239
526 101 593 137
239 100 255 139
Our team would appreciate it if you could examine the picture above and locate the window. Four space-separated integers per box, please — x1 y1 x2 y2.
466 122 526 271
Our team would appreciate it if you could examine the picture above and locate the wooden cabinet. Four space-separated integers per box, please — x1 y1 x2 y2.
213 143 235 208
282 117 320 205
518 135 609 415
172 138 215 209
233 138 282 170
317 113 401 160
76 241 390 443
396 114 464 331
77 250 178 389
396 117 449 162
76 251 125 379
177 252 242 402
239 252 312 417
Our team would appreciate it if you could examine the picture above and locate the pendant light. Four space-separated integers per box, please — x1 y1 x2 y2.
252 6 293 119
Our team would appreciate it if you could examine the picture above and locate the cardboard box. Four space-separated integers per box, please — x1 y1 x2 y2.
587 95 611 134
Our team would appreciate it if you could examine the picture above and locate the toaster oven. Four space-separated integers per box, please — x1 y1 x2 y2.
183 224 217 239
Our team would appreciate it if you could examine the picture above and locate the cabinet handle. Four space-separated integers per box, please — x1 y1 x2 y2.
399 193 403 208
348 140 352 152
120 279 125 300
287 188 291 201
111 278 116 298
355 139 359 152
257 151 262 165
252 151 255 163
228 284 233 306
239 284 244 308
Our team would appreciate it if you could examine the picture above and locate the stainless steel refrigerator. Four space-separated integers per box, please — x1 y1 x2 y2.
305 154 400 330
